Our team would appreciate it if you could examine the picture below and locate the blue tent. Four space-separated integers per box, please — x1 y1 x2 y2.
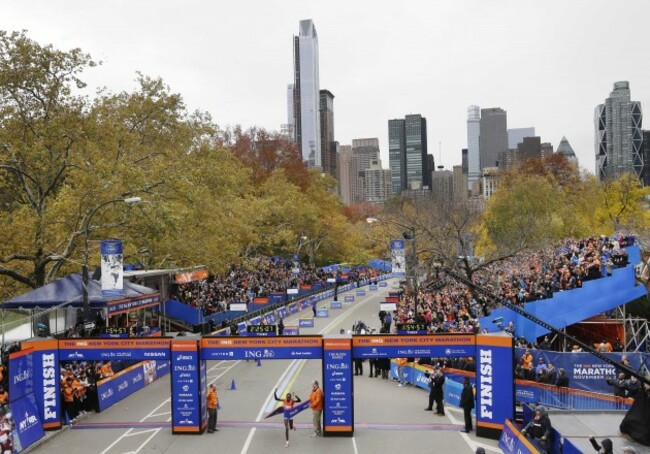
3 272 159 310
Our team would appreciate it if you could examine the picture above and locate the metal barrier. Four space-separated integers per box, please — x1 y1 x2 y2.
516 379 633 411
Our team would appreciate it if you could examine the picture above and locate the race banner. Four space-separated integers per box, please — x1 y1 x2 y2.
352 334 475 359
499 419 541 454
200 336 323 361
97 360 169 411
476 334 515 439
9 348 34 402
58 338 171 361
390 239 406 277
174 268 209 284
171 340 202 434
323 338 353 435
101 240 124 296
20 340 60 430
5 393 45 453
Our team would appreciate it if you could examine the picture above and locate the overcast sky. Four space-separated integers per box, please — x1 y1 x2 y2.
2 0 649 173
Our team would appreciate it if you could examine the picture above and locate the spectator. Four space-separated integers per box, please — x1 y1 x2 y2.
522 406 552 452
555 368 569 388
588 437 613 453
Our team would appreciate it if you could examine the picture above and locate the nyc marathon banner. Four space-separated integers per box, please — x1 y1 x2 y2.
476 334 514 439
514 348 647 394
171 340 203 434
101 239 124 296
5 393 45 453
352 334 475 359
200 336 323 361
97 360 169 411
20 340 61 430
58 338 171 361
323 338 353 436
390 239 406 277
499 419 541 454
9 349 34 402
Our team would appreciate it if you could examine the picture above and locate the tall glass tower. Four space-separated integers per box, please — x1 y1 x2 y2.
466 106 481 191
595 81 643 181
291 19 321 168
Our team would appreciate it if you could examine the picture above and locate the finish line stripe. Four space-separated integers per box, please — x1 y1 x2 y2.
72 421 462 431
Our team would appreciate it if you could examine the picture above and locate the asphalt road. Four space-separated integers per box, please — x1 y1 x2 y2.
30 280 501 454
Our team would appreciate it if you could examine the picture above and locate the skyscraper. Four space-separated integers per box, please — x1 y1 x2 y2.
319 89 337 178
388 114 430 194
338 145 353 204
364 158 392 204
556 136 578 167
466 106 481 192
507 127 536 149
479 108 508 169
642 131 650 186
291 19 321 168
595 81 644 181
351 138 380 203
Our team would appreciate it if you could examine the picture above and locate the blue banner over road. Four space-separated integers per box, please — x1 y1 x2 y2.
200 336 323 361
476 334 514 439
323 338 353 436
58 338 171 361
352 334 475 359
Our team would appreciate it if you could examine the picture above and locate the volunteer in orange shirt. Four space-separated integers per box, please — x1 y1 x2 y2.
309 380 324 437
207 384 218 433
100 360 114 379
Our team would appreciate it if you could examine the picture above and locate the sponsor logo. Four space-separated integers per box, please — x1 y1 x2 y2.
326 363 349 370
500 431 515 452
176 354 193 361
330 417 346 423
572 363 616 380
13 369 31 384
182 385 190 392
132 373 143 384
19 411 39 432
174 365 197 372
144 352 166 358
69 352 85 359
334 383 342 390
118 381 129 391
479 349 493 419
101 389 114 400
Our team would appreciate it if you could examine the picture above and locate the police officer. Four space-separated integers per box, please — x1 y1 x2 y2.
432 367 446 416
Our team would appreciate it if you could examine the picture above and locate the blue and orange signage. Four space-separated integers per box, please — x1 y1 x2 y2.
352 334 475 359
58 338 171 361
200 336 323 361
323 338 353 436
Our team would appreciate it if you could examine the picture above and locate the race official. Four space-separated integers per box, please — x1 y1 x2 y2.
460 377 475 433
207 384 218 433
309 380 324 437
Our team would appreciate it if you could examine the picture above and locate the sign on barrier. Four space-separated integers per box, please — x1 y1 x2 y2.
352 334 475 358
316 308 329 318
499 419 541 454
283 326 299 336
369 285 378 291
356 290 366 296
9 348 34 402
97 360 169 411
344 295 355 302
299 318 314 328
200 336 323 360
323 338 353 436
330 301 342 309
7 393 45 451
378 282 388 287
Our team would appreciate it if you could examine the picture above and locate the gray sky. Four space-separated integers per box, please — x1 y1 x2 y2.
2 0 649 173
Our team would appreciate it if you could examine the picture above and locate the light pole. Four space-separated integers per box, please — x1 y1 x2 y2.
366 217 419 318
82 196 141 335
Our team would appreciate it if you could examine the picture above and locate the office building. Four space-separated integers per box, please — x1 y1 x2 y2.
319 89 337 178
556 136 578 167
643 131 650 186
338 145 353 204
595 81 644 181
466 106 481 191
480 108 508 169
364 159 392 204
431 169 453 205
508 127 536 149
291 19 321 168
388 114 430 194
453 165 468 202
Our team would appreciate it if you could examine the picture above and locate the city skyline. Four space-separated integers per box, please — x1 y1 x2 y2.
1 1 649 174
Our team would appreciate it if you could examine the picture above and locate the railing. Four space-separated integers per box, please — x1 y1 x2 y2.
515 379 633 411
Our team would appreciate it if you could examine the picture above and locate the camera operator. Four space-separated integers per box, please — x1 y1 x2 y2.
424 368 435 411
521 406 552 452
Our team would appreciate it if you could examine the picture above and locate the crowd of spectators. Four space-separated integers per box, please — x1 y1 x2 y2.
171 258 346 316
392 235 634 338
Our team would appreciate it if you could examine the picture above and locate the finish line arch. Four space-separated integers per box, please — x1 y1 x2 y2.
19 334 513 440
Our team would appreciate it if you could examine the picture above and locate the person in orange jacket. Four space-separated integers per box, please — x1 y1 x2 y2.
206 384 218 433
309 380 324 437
